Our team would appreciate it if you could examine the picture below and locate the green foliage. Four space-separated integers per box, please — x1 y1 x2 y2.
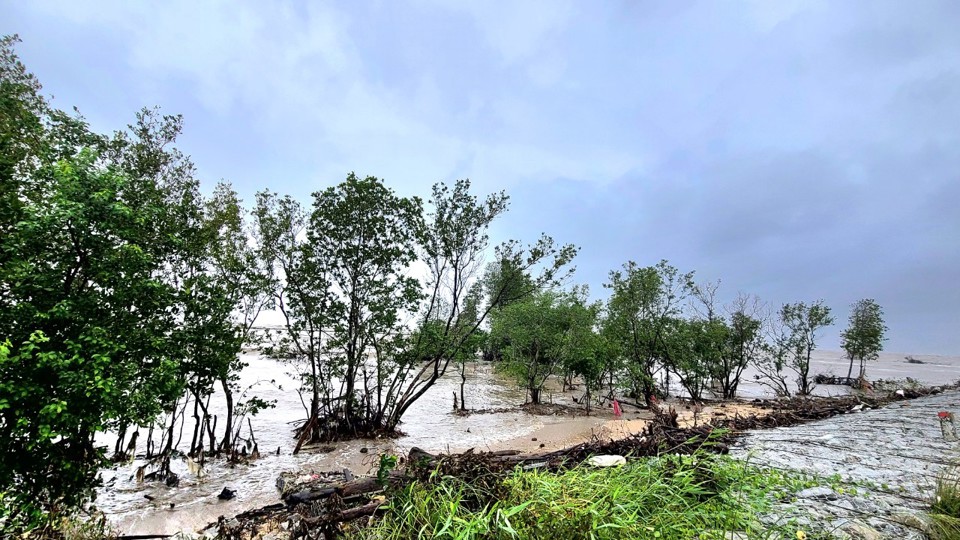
377 454 399 488
0 143 189 531
0 36 272 532
663 317 727 401
401 181 511 413
482 257 536 314
930 461 960 540
490 288 598 404
252 189 331 439
718 302 764 398
308 173 424 432
780 301 834 396
353 455 814 540
751 300 834 397
840 298 887 380
603 260 694 404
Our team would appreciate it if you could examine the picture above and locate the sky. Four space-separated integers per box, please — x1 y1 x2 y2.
4 1 959 355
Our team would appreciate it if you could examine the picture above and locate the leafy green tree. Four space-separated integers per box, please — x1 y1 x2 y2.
253 190 334 445
256 177 574 440
452 281 487 410
570 328 616 412
308 173 424 436
752 310 793 397
483 256 536 313
491 288 596 404
603 260 694 405
0 34 45 243
203 182 273 453
0 36 275 529
841 298 887 380
689 288 764 400
480 256 537 360
387 180 575 425
662 317 727 402
0 144 188 531
781 300 834 396
717 298 764 399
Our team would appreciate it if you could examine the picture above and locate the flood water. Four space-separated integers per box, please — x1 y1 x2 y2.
97 350 960 535
97 357 583 535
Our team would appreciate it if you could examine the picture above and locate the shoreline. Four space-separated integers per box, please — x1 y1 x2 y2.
103 374 956 536
208 382 958 538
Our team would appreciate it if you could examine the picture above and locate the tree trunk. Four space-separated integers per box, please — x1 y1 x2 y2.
530 387 541 404
310 355 321 442
190 396 201 456
115 424 127 458
459 363 467 411
220 377 234 452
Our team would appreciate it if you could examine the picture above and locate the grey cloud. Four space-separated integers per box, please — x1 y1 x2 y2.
3 0 959 353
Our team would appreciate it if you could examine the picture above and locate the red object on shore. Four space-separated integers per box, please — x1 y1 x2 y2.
612 399 622 418
939 411 951 419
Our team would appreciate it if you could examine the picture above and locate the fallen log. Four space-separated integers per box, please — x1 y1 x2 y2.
303 498 387 526
283 472 404 505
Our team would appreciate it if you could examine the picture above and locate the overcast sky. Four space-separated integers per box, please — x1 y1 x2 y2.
4 1 959 354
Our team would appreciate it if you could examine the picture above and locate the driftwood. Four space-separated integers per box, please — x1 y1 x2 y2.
214 383 958 539
302 498 387 526
283 473 401 505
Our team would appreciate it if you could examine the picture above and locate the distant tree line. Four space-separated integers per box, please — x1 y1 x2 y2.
480 257 884 409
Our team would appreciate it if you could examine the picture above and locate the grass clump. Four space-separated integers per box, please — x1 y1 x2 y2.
351 454 811 540
930 461 960 540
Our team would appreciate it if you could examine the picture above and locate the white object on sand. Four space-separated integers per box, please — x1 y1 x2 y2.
587 455 626 467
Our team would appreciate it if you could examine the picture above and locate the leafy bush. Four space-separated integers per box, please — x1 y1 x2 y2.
353 454 812 540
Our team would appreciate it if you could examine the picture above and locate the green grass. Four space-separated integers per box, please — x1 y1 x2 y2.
350 454 818 540
930 461 960 540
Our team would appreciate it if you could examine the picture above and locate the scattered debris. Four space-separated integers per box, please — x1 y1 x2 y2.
586 455 626 467
207 383 959 539
164 473 179 488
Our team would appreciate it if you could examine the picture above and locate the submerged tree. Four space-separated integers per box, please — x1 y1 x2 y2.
781 300 834 396
253 191 333 445
841 298 887 380
257 176 576 441
603 260 694 405
752 308 793 397
716 297 764 399
491 288 597 404
308 173 424 437
691 290 764 400
663 317 726 402
386 181 576 427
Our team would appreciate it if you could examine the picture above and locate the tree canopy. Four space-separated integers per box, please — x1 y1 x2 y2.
841 298 887 380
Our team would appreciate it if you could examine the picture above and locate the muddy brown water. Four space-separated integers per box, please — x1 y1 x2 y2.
96 351 960 535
